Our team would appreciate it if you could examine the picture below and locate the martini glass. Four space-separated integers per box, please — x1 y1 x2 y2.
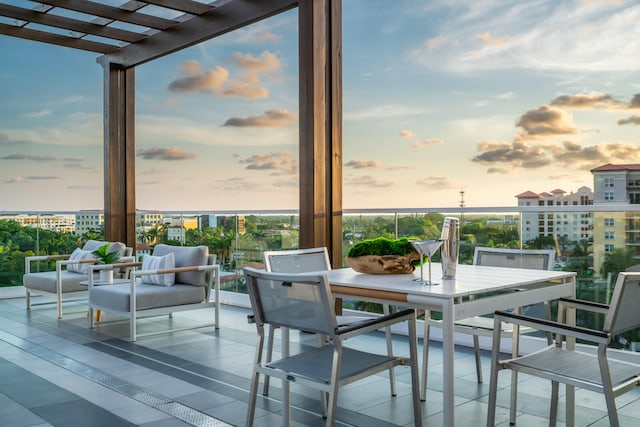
410 240 443 285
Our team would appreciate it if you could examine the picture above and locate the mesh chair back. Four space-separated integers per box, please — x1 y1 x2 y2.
474 247 555 270
605 272 640 335
244 267 337 336
263 247 331 273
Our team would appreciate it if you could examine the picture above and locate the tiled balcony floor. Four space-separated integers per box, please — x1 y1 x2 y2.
0 291 639 426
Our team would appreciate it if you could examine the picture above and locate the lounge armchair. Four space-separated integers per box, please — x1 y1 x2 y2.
23 240 132 319
88 244 219 341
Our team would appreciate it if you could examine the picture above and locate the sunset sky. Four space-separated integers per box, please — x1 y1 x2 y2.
1 0 639 212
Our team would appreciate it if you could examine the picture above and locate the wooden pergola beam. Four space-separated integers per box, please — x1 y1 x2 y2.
103 63 137 248
98 0 298 68
298 0 342 266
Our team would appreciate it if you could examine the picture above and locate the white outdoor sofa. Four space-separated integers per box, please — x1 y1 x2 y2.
88 244 220 341
23 240 132 319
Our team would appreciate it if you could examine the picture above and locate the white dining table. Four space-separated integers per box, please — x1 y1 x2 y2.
327 263 577 427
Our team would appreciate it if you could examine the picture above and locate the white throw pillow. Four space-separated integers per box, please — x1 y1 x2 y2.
67 248 95 274
141 253 175 286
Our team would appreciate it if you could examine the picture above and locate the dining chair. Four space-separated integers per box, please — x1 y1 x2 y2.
261 247 398 397
424 247 555 386
486 271 640 427
243 267 422 427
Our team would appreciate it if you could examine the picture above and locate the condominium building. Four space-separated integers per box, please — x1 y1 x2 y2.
75 210 103 235
591 163 640 271
1 213 75 233
516 186 593 245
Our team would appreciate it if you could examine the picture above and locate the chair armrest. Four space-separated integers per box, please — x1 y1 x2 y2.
25 254 71 273
337 308 415 339
558 297 609 314
494 311 609 345
131 264 216 279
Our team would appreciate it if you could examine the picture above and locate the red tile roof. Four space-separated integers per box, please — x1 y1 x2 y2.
591 163 640 172
515 191 540 198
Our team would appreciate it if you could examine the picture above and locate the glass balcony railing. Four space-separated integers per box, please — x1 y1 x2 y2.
2 205 640 350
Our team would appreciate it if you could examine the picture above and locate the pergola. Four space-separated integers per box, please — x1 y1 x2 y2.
0 0 344 265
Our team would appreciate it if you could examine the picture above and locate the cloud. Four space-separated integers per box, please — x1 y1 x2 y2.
222 81 269 99
22 110 52 118
515 106 579 140
168 61 229 93
255 31 282 43
239 150 297 175
416 176 457 189
223 109 298 127
629 94 640 108
475 31 510 46
472 141 554 169
345 104 430 121
137 147 198 161
345 160 381 169
221 51 282 99
1 154 56 161
424 35 458 53
413 1 640 73
618 114 640 125
550 92 625 110
4 175 60 184
214 177 262 192
412 138 444 148
472 140 640 173
346 175 396 188
400 130 413 138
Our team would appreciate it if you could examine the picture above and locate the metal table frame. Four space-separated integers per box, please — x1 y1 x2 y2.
327 263 576 427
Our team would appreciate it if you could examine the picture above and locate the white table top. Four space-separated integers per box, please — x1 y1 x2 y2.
328 263 575 300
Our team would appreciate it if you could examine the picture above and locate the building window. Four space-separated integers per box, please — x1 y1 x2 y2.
604 192 614 201
605 244 614 252
604 177 614 188
604 218 614 227
604 231 614 240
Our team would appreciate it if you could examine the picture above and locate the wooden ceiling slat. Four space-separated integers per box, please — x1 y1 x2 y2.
142 0 215 15
0 4 146 43
0 22 118 53
36 0 178 30
99 0 297 67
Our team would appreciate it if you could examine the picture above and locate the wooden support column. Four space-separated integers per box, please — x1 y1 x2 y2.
298 0 343 268
101 61 136 249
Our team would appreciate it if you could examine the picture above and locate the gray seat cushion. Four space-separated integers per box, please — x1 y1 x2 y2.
89 282 205 311
24 271 88 293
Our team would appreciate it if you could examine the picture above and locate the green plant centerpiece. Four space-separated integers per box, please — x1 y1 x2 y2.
345 237 420 274
91 243 121 283
92 243 121 264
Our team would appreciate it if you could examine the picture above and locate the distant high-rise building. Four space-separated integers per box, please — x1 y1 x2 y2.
591 164 640 270
75 210 103 235
516 186 593 246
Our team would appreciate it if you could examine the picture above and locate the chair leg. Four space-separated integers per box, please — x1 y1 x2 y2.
472 331 483 383
549 380 559 426
325 347 342 427
26 289 31 310
382 304 397 396
56 293 62 319
130 311 136 342
263 325 276 395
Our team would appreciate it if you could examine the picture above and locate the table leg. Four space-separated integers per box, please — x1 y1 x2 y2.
442 299 455 427
96 310 102 322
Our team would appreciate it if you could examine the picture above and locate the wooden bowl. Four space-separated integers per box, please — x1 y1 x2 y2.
345 253 419 274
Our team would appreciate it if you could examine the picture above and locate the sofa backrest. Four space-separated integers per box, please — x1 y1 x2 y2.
152 244 209 286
